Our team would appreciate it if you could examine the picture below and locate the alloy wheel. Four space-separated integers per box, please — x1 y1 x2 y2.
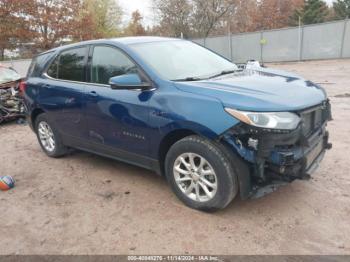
173 153 218 202
38 121 56 152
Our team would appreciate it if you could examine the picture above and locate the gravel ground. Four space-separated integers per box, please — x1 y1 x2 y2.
0 59 349 255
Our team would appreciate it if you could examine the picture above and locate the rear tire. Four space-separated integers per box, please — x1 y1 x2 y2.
165 135 238 211
35 113 68 158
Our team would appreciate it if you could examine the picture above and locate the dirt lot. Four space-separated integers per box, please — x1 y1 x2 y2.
0 59 349 255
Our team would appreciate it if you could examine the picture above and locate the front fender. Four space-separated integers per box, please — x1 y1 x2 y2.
148 86 239 158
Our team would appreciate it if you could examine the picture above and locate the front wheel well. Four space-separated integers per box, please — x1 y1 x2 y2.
158 129 196 175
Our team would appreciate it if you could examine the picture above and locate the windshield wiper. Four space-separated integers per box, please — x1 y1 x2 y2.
172 69 242 82
208 69 242 79
172 77 203 82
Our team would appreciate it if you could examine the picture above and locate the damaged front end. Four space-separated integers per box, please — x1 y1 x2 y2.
0 66 26 124
221 101 332 199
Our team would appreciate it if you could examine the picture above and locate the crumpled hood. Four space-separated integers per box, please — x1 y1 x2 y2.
174 67 327 112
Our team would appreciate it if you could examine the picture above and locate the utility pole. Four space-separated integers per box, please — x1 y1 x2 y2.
228 20 233 61
298 16 302 61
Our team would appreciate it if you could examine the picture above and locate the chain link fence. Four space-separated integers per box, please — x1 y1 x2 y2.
193 19 350 63
2 20 350 77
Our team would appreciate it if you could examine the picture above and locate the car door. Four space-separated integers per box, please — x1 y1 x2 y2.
84 45 152 160
42 46 89 141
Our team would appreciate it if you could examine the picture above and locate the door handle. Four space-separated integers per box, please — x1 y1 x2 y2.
42 84 51 89
89 91 98 97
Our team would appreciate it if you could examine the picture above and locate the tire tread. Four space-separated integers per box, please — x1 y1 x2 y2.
165 135 238 211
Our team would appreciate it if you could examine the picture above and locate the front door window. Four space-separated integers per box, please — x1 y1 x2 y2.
91 46 138 85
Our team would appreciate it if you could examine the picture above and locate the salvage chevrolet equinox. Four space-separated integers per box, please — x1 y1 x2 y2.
24 37 332 211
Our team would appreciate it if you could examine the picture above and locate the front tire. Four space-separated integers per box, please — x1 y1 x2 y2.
165 136 238 211
35 113 68 158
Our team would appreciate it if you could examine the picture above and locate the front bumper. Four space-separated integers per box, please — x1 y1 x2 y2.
221 102 332 199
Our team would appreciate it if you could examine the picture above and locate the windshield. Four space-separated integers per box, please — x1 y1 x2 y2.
0 67 21 85
130 40 238 81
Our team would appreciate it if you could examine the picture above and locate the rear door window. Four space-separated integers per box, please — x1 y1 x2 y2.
90 46 137 85
47 47 88 82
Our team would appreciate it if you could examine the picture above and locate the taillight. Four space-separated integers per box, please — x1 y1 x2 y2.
19 81 27 94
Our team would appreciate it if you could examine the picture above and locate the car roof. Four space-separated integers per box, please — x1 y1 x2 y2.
110 36 179 45
39 36 181 56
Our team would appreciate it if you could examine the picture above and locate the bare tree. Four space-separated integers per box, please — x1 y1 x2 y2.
152 0 192 38
152 0 237 38
191 0 236 38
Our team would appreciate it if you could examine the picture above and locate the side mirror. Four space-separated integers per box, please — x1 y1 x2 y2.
109 74 151 90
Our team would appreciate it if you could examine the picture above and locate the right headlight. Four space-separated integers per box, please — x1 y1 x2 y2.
225 108 300 130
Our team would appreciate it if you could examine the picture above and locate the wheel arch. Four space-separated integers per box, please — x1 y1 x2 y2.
158 129 198 176
31 107 45 127
156 119 227 175
157 126 253 200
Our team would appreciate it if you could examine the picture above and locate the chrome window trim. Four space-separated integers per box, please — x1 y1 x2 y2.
43 72 109 87
42 73 156 92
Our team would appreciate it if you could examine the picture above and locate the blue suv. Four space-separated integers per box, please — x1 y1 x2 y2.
24 37 332 211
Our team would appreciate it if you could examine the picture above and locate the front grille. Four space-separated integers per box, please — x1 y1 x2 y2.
300 102 330 137
302 112 313 136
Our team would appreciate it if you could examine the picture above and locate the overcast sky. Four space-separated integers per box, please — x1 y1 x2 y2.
118 0 335 27
119 0 154 26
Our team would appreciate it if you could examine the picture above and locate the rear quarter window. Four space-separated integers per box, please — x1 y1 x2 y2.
47 56 59 78
27 52 54 78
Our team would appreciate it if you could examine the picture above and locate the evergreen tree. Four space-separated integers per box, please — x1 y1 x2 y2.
333 0 350 19
290 0 330 25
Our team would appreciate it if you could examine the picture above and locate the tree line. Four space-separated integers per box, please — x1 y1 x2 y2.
151 0 350 38
1 0 126 59
1 0 350 60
